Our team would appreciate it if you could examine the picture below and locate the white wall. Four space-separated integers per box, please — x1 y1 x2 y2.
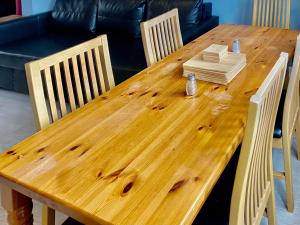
205 0 300 30
22 0 55 16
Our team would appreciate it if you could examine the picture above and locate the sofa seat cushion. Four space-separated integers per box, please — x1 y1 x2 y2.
107 34 147 84
0 32 146 86
51 0 98 33
181 16 219 43
147 0 203 25
97 0 146 38
0 32 97 70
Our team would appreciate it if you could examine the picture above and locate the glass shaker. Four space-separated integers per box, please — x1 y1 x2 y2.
186 74 197 96
232 39 241 53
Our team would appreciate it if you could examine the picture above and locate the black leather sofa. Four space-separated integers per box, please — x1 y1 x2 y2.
0 0 16 17
0 0 219 94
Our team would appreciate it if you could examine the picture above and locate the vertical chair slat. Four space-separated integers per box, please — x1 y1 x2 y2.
93 47 106 94
80 52 92 102
261 0 266 26
54 64 67 116
274 0 278 27
71 56 84 107
25 63 49 129
258 0 262 26
156 23 166 58
269 0 274 27
63 60 76 111
148 26 158 64
152 25 162 62
172 15 183 49
167 18 175 52
171 17 178 49
265 0 270 26
252 0 258 26
159 22 168 58
87 49 99 98
98 35 115 92
44 67 58 122
162 20 171 55
278 0 282 28
286 0 291 29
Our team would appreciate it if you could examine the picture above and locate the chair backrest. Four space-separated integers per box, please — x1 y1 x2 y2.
140 8 183 66
230 52 288 225
283 35 300 139
252 0 291 29
25 35 115 130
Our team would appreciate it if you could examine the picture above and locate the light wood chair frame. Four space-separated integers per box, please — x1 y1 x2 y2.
140 8 183 66
272 35 300 213
3 35 115 225
230 52 288 225
26 35 115 130
252 0 291 29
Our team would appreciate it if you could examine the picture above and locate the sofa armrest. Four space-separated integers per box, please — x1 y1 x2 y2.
0 12 51 45
201 2 212 20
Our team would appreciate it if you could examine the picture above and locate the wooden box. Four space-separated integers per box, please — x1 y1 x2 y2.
183 45 247 85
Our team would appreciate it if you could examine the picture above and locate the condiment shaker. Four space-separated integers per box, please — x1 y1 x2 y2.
232 39 241 53
186 74 197 96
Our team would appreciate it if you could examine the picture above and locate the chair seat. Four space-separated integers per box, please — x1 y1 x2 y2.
273 90 286 139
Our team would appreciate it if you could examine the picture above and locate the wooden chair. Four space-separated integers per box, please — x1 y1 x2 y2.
252 0 291 29
272 35 300 213
230 52 288 225
26 35 115 130
24 35 115 225
140 8 183 66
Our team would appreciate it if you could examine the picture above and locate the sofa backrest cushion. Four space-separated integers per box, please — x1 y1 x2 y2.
51 0 98 33
97 0 146 38
147 0 203 25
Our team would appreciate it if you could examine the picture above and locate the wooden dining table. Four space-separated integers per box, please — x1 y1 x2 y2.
0 24 299 225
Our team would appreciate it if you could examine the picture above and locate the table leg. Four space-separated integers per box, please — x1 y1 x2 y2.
1 186 33 225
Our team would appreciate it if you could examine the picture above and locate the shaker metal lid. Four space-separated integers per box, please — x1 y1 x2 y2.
187 73 196 81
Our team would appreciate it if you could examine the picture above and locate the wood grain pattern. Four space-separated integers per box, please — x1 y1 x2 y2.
141 9 183 66
230 52 288 225
252 0 291 29
0 25 298 225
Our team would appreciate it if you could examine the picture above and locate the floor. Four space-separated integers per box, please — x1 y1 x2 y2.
0 89 299 225
0 90 66 225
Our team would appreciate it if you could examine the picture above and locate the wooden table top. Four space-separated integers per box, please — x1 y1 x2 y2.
0 25 298 225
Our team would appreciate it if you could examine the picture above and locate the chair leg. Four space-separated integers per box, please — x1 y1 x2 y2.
267 149 277 225
282 136 294 212
295 113 300 160
267 190 277 225
42 205 55 225
1 186 33 225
